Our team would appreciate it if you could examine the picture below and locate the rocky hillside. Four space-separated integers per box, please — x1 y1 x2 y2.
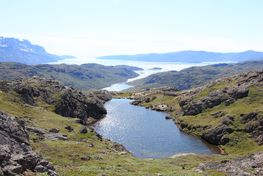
0 37 69 64
0 62 141 90
124 70 263 175
0 77 213 176
0 77 109 123
0 112 57 175
131 60 263 90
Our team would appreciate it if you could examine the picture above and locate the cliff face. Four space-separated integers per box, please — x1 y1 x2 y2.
0 77 110 124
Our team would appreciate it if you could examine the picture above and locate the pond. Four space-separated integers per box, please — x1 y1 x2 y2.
94 99 218 158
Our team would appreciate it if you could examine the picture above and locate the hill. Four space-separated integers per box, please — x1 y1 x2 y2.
0 37 70 64
130 60 263 90
98 50 263 63
0 62 140 90
122 70 263 175
0 71 262 175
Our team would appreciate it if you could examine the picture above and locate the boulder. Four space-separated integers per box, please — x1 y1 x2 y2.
211 111 225 118
220 116 234 125
65 125 74 132
202 125 233 145
49 128 60 133
44 133 68 141
240 112 258 123
79 126 88 134
55 89 107 121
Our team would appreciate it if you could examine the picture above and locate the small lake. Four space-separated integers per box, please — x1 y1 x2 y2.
94 99 217 158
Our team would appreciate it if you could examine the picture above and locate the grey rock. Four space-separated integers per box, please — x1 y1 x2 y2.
3 164 23 175
65 125 74 132
49 128 60 133
202 125 233 145
211 111 225 118
240 112 258 123
80 155 91 161
35 165 48 172
0 112 56 175
197 151 263 175
220 116 234 125
44 133 68 141
0 168 3 176
79 126 88 134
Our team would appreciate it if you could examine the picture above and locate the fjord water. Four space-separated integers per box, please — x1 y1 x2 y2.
94 99 216 158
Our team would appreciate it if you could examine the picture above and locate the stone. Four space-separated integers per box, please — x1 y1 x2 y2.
80 155 91 161
49 128 60 133
0 168 3 176
220 116 234 125
202 125 233 145
65 125 74 132
224 97 235 106
88 144 94 148
197 151 263 175
211 111 225 118
55 88 107 121
79 126 88 134
34 165 48 172
256 134 263 145
44 133 68 141
0 112 56 175
3 164 23 175
240 112 258 123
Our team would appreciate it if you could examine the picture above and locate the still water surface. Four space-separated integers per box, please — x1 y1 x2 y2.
94 99 217 158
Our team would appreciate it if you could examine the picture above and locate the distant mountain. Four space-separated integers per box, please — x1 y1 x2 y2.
130 60 263 90
0 37 70 64
0 62 140 89
97 50 263 63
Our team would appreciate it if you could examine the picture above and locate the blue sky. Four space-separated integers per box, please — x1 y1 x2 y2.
1 0 263 57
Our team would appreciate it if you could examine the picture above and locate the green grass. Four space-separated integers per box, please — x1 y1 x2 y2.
1 75 262 175
129 79 263 157
0 89 213 176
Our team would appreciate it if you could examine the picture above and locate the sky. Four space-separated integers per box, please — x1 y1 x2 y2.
1 0 263 57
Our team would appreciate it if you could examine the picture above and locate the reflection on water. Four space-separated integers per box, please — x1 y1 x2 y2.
94 99 218 158
103 82 133 91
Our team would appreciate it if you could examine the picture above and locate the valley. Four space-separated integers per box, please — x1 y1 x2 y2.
0 38 263 176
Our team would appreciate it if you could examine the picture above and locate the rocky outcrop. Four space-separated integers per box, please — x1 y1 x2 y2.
0 112 56 176
197 151 263 175
179 86 249 116
241 112 263 145
55 88 107 123
202 124 234 145
0 77 109 123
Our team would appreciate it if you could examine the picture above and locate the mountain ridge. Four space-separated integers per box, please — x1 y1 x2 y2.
0 37 72 64
98 50 263 63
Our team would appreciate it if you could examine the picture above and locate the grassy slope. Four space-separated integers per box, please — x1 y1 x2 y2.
0 90 220 176
0 62 139 90
131 60 263 90
1 74 262 175
130 78 263 157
